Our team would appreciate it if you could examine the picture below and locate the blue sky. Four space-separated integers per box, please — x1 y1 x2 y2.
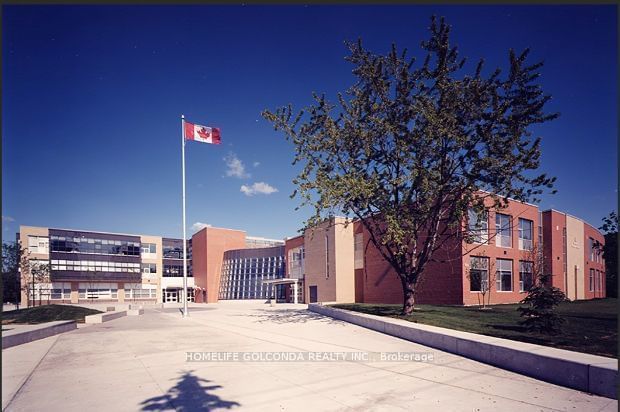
2 5 617 240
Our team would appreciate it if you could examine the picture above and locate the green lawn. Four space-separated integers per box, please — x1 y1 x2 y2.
2 304 102 324
332 298 617 358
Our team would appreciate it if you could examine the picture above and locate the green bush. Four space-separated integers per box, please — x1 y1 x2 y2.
518 274 566 334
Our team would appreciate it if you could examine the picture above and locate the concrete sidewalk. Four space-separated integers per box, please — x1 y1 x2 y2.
2 303 617 411
2 334 59 410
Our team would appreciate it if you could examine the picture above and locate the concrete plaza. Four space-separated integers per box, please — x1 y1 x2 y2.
2 302 617 411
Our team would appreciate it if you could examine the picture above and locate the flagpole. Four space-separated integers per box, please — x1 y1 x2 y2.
181 114 189 318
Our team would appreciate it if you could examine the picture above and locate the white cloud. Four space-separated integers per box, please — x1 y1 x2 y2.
2 215 14 222
240 182 278 196
223 152 250 179
190 222 212 233
253 161 260 168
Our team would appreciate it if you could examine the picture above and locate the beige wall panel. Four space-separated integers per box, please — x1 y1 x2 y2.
140 235 163 302
566 216 585 300
304 223 337 302
333 218 355 303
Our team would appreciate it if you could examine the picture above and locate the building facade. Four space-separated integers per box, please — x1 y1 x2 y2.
289 200 606 305
542 210 606 300
18 225 284 306
17 201 605 307
20 226 172 305
218 246 285 300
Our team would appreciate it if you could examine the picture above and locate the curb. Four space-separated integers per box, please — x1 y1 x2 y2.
309 303 618 399
2 321 76 349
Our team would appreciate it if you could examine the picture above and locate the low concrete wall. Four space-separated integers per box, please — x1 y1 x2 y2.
127 309 144 316
84 311 127 324
2 321 76 349
309 304 618 399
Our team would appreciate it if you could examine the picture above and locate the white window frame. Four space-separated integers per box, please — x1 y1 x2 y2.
354 233 365 269
519 261 534 292
495 214 512 248
28 236 49 254
518 218 533 251
469 256 489 292
496 259 513 292
468 209 489 244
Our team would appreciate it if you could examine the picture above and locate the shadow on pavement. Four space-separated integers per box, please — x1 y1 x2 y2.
237 309 347 325
140 370 240 411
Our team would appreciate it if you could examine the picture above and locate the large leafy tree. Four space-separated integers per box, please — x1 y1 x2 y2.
599 211 617 298
263 16 557 314
2 242 23 305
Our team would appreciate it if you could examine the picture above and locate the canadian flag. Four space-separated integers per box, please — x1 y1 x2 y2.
184 121 221 144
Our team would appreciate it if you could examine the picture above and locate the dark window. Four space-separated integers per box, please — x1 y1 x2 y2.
469 257 489 292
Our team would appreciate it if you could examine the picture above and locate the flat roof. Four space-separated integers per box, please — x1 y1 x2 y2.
246 236 284 243
541 209 604 235
261 278 300 285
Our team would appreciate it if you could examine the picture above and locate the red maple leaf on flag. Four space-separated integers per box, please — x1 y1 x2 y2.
197 127 210 139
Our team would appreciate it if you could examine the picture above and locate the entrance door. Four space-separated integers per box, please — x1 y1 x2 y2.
165 290 178 303
309 286 318 303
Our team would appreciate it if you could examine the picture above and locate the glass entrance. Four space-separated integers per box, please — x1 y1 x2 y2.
187 288 195 302
165 289 179 303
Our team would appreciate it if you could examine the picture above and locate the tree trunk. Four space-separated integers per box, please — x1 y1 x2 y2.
401 277 415 315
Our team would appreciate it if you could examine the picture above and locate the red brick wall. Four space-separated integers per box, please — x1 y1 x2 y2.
356 222 465 306
583 222 606 299
191 227 245 303
462 200 540 305
416 235 464 305
543 210 567 292
287 203 603 306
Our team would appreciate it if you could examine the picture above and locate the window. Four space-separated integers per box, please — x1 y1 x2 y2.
589 238 595 261
495 214 512 248
589 268 595 292
163 246 183 259
562 227 567 276
538 212 543 250
519 261 534 292
50 235 140 256
325 233 329 279
288 246 305 278
141 263 157 274
163 264 192 277
518 219 533 250
141 243 157 255
29 259 49 271
469 256 489 292
468 209 489 243
77 282 118 300
596 270 601 292
124 283 156 299
51 259 140 273
354 233 364 269
28 236 49 254
50 282 71 300
496 259 513 291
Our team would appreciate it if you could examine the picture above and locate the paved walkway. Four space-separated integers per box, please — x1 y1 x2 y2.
2 303 617 411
